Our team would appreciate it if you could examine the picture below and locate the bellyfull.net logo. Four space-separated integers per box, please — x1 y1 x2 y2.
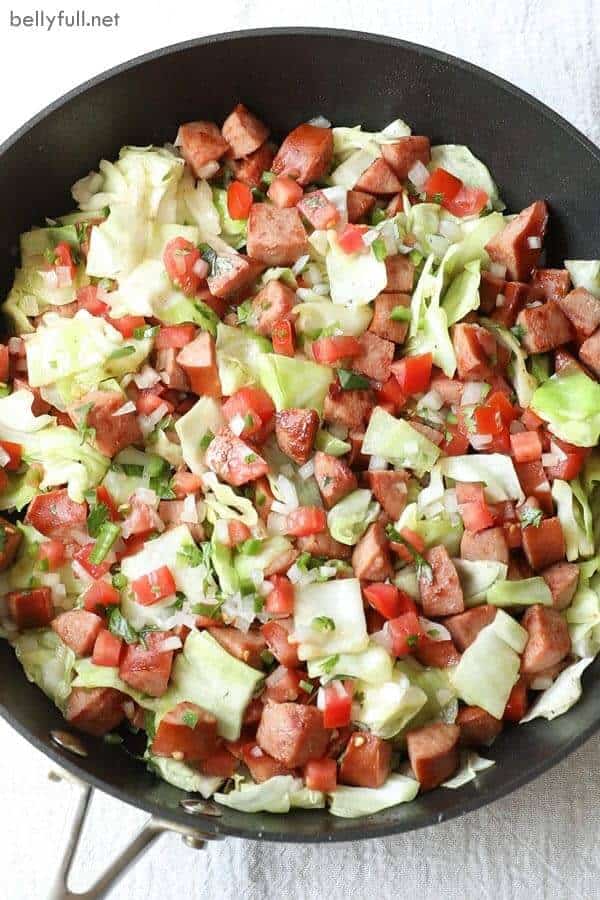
9 9 120 30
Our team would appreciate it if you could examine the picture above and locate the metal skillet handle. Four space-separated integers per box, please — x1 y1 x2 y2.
46 766 218 900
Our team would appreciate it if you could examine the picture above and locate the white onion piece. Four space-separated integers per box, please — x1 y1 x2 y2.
133 365 161 389
419 389 443 411
443 489 458 514
192 258 210 279
0 447 10 468
489 262 507 279
181 494 198 524
273 475 298 509
408 160 429 190
138 402 170 436
461 382 487 406
550 440 567 461
419 617 452 642
298 459 315 480
308 115 332 128
527 236 542 249
368 455 388 471
470 434 493 450
159 636 182 653
267 512 288 535
229 413 246 437
133 487 158 507
112 400 136 417
292 254 310 275
316 687 326 711
213 520 229 544
495 293 506 308
542 452 560 468
271 500 296 516
439 219 461 242
370 624 393 654
266 666 287 688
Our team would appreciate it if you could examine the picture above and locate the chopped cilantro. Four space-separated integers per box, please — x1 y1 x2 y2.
200 430 214 452
108 608 138 645
312 616 336 632
178 542 207 568
261 171 276 186
321 654 340 674
338 369 370 390
112 572 127 590
406 634 419 648
520 506 543 528
390 304 412 322
182 710 199 729
108 345 136 360
510 324 526 343
133 324 159 341
244 453 258 464
299 680 313 693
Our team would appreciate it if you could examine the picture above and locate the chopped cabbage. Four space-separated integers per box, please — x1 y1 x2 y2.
175 397 225 475
294 302 372 338
147 755 224 797
564 260 600 299
216 323 271 395
294 578 368 661
327 489 379 546
307 643 393 685
24 426 109 503
362 407 440 477
332 120 411 159
442 751 495 788
441 259 481 326
407 254 457 377
481 317 536 408
355 672 427 738
0 390 54 445
235 536 295 591
73 657 161 710
486 577 553 608
14 629 75 711
440 454 524 503
325 232 387 305
552 478 594 561
453 559 508 607
328 775 419 818
258 354 333 414
214 776 322 813
531 370 600 447
212 188 248 249
202 471 258 528
520 658 595 722
430 145 504 211
330 142 381 189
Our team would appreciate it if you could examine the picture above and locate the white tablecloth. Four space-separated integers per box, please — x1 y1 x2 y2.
2 1 600 897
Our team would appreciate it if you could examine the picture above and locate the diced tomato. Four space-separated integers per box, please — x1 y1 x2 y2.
387 612 425 656
0 344 9 383
261 619 299 668
444 184 489 217
297 191 340 229
521 408 544 431
285 507 327 537
391 353 433 395
135 391 173 417
441 422 470 456
74 544 111 579
474 404 504 436
304 757 337 793
337 224 368 254
222 386 275 438
132 565 176 606
227 520 252 545
163 237 202 296
264 666 305 703
227 180 254 220
76 285 109 316
92 629 124 667
0 470 8 493
423 168 463 205
363 583 416 619
155 324 197 350
39 539 66 571
487 390 518 425
119 631 173 697
265 575 295 616
388 527 426 563
25 489 87 537
504 677 528 722
459 500 495 533
376 376 406 412
83 580 121 613
108 315 146 339
544 438 590 481
272 319 296 357
171 471 202 498
312 335 361 365
7 587 53 629
52 241 77 281
267 175 304 209
321 681 353 728
510 430 543 463
484 428 511 454
0 440 22 471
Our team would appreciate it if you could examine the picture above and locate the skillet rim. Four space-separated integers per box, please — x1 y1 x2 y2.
0 26 599 843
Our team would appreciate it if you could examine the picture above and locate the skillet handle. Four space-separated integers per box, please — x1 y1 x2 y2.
47 768 216 900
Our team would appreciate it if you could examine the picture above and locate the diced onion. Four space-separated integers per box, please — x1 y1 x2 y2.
419 617 451 642
542 453 560 468
271 500 295 516
8 337 23 354
550 441 567 462
308 115 332 128
316 687 326 711
368 455 388 471
443 488 458 514
470 434 493 450
273 474 298 509
461 382 487 406
192 258 210 279
495 293 506 308
267 512 288 535
112 400 136 417
362 229 379 246
138 403 169 436
181 494 198 524
527 236 542 249
439 219 461 242
229 413 246 437
213 520 229 544
370 624 393 654
292 254 310 275
418 389 443 411
133 487 158 507
312 283 330 296
296 287 321 302
133 365 161 389
0 447 10 467
158 636 182 653
408 160 429 190
298 459 315 480
489 262 507 279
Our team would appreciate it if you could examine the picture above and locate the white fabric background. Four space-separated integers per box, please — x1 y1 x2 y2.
1 1 600 897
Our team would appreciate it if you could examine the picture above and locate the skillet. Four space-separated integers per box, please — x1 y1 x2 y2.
1 27 600 852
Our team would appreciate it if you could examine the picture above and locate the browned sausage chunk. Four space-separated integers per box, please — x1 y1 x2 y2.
430 374 464 407
296 532 352 561
347 189 376 223
350 331 394 383
516 301 573 354
256 701 329 767
271 124 333 185
384 255 414 292
152 702 219 762
65 687 126 737
520 605 571 675
514 460 553 515
244 747 294 783
275 408 319 465
541 561 579 610
0 517 22 572
485 200 548 282
177 121 229 177
381 136 431 179
51 610 103 658
323 389 375 431
460 527 510 565
452 323 496 381
579 328 600 378
522 517 566 571
369 293 410 344
479 271 506 314
443 605 497 651
69 390 143 458
352 521 393 581
406 723 460 791
419 545 464 617
208 626 266 669
205 428 268 486
232 143 275 188
207 252 263 299
313 451 357 508
154 348 190 392
247 204 307 266
338 732 392 788
557 288 600 338
530 268 571 302
415 639 461 668
355 158 402 195
221 103 269 159
251 279 296 336
491 281 531 328
366 469 408 520
457 706 503 747
176 332 221 398
409 420 444 446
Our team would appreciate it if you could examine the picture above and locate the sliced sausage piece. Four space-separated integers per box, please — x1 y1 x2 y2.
323 388 375 431
251 279 296 336
452 323 496 381
381 136 431 180
176 332 221 397
352 521 393 581
530 268 571 302
51 610 103 657
578 328 600 378
419 545 464 617
261 618 299 669
338 732 392 788
557 288 600 339
522 517 566 571
68 390 142 458
221 103 269 159
158 501 205 543
457 706 503 747
232 143 275 188
351 331 394 382
152 702 219 761
355 158 403 195
154 349 190 392
313 451 357 508
66 687 126 737
247 204 307 266
554 348 587 376
256 701 329 767
366 469 409 520
0 517 22 572
205 428 268 486
514 460 553 515
460 527 510 565
119 632 173 698
347 189 376 223
384 255 414 292
275 407 319 465
410 420 444 446
443 605 497 651
516 301 573 354
430 374 463 407
177 121 229 177
25 489 87 539
479 271 506 314
520 604 571 674
296 532 352 561
271 124 333 186
415 639 461 668
207 252 263 299
491 281 531 328
264 545 299 577
406 722 460 791
541 561 579 610
208 626 266 669
485 200 549 281
369 292 410 344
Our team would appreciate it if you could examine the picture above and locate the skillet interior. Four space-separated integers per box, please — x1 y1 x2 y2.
1 27 600 842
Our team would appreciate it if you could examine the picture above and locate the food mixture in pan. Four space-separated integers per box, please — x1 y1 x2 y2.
1 104 600 818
